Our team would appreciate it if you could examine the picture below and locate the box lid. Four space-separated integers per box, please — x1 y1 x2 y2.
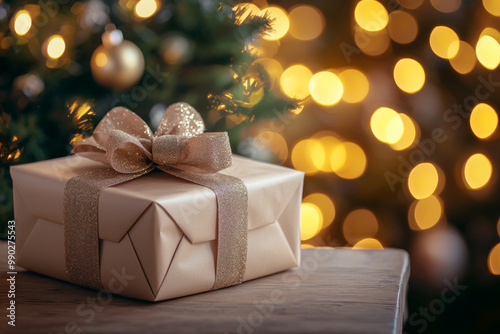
11 155 304 244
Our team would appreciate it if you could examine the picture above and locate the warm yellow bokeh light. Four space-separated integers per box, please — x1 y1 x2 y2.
254 58 283 89
255 131 288 162
47 35 66 59
388 10 418 44
353 238 384 249
303 193 336 228
408 163 439 199
470 103 498 139
354 27 391 56
13 10 32 36
390 113 419 151
430 0 462 13
135 0 157 18
233 3 260 24
476 35 500 70
259 6 289 41
334 142 367 179
354 0 389 32
370 107 404 144
338 69 369 103
301 244 314 249
315 136 344 172
393 58 425 93
414 196 442 230
288 5 325 41
309 71 344 106
301 203 323 240
463 153 493 190
280 65 313 99
488 243 500 275
483 0 500 16
429 26 460 59
449 41 476 74
291 139 324 174
343 209 379 244
398 0 424 9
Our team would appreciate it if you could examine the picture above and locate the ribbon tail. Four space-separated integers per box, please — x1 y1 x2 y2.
64 167 152 290
161 167 248 289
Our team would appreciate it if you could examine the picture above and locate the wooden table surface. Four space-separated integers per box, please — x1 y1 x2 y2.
0 241 409 334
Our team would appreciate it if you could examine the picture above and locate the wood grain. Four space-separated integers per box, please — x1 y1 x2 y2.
0 241 409 334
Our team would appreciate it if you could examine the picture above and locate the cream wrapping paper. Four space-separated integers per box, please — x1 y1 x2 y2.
11 154 304 301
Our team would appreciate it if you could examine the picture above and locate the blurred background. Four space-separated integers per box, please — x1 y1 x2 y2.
1 0 500 332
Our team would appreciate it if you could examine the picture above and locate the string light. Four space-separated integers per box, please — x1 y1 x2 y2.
390 113 419 151
291 139 324 174
370 107 404 144
470 103 498 139
429 26 460 59
135 0 158 19
353 238 383 249
388 10 418 45
338 69 369 103
476 35 500 70
288 5 325 41
408 163 439 199
354 0 389 32
303 193 336 229
483 0 500 16
309 71 343 106
46 35 66 59
463 153 493 190
280 65 312 99
449 41 476 74
259 6 289 41
393 58 425 93
301 203 323 240
334 142 366 179
13 10 32 36
343 209 379 244
412 195 443 230
488 243 500 275
430 0 462 13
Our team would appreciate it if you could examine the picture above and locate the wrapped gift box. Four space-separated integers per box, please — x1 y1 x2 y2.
11 154 304 301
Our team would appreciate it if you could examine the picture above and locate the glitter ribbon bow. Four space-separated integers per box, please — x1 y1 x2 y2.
64 102 248 291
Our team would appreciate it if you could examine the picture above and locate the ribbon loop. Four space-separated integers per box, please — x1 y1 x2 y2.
152 135 189 166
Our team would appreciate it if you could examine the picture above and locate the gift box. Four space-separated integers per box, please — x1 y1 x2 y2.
11 151 303 301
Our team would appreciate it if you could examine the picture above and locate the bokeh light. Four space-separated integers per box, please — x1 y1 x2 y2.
449 41 476 74
315 135 344 172
488 243 500 275
463 153 493 190
354 26 391 56
259 6 289 41
334 142 367 179
13 10 32 36
470 103 498 139
354 0 389 32
233 3 260 24
353 238 384 249
301 203 323 240
413 195 443 230
393 58 425 93
429 26 460 59
303 193 336 228
309 71 344 106
291 139 324 174
390 113 419 151
288 5 325 41
343 209 379 244
280 65 312 99
370 107 404 144
388 10 418 44
47 35 66 59
476 35 500 70
430 0 462 13
255 131 288 162
338 69 370 103
254 58 283 90
408 163 439 199
483 0 500 16
134 0 158 19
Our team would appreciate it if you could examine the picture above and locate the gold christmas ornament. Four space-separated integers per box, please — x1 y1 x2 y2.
90 28 145 90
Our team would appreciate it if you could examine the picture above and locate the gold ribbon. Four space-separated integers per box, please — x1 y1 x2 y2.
64 102 248 291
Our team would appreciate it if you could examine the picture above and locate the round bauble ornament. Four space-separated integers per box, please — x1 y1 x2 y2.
90 28 145 91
